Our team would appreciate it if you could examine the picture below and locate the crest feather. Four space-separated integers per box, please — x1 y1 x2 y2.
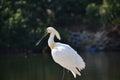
54 28 61 40
47 27 61 40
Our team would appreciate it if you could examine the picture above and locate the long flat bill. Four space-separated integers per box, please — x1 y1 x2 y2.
35 33 48 46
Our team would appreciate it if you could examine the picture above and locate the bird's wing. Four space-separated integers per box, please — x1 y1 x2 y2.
51 43 85 76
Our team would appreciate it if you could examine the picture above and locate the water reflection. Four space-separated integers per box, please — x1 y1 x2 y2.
85 52 109 80
0 52 120 80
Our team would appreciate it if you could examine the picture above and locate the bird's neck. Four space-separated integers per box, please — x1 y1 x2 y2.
48 33 55 50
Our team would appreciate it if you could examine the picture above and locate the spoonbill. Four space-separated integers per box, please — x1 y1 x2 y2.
36 27 85 78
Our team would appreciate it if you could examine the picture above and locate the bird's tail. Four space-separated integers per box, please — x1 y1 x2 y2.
71 67 81 78
71 60 85 78
78 61 86 71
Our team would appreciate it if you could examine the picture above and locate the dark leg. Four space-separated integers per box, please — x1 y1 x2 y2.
67 70 70 80
62 68 65 80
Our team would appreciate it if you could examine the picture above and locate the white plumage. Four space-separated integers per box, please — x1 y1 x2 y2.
46 27 85 78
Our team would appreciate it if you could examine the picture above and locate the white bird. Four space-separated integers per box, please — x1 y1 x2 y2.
37 27 85 78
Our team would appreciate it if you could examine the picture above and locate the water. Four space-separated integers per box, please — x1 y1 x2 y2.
0 52 120 80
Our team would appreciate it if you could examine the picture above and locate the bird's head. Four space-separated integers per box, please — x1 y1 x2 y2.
47 27 61 40
35 27 61 46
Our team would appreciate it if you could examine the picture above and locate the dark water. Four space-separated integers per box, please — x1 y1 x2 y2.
0 52 120 80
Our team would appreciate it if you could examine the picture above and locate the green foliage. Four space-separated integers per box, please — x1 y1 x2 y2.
0 0 49 50
85 0 120 28
85 3 100 28
0 0 120 51
86 3 99 17
108 0 120 25
99 2 112 27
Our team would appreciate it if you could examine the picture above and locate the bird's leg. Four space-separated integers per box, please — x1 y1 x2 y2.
67 70 70 80
62 68 65 80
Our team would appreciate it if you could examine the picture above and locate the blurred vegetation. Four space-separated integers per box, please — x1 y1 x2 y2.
0 0 120 52
86 0 120 28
